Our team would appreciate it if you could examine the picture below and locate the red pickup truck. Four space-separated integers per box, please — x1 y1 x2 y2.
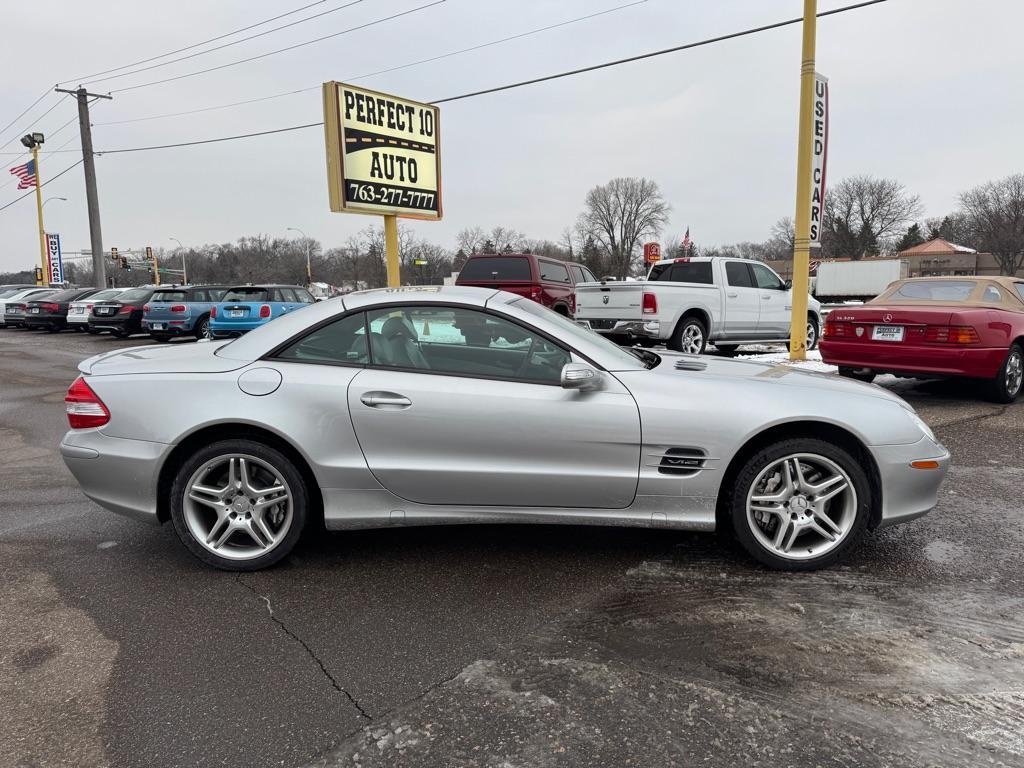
455 253 597 317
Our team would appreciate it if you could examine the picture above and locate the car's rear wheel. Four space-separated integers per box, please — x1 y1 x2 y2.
786 319 819 352
986 343 1023 403
730 438 871 570
838 366 876 383
194 315 211 340
170 440 308 571
669 317 707 355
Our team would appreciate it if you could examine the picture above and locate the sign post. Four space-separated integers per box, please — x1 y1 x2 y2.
323 82 442 288
45 233 64 285
788 0 826 361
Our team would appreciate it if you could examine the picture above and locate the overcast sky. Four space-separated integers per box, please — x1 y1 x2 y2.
1 0 1021 272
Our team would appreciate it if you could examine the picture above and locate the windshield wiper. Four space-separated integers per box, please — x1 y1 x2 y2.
627 346 660 369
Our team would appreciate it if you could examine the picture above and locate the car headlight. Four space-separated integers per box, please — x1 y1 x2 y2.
908 412 936 442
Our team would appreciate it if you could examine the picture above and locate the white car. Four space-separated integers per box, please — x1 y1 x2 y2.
575 257 822 355
67 287 127 331
0 287 59 327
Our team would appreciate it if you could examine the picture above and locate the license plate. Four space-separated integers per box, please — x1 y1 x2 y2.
72 307 83 314
150 323 165 330
872 325 904 342
228 310 245 318
98 307 112 315
29 307 39 313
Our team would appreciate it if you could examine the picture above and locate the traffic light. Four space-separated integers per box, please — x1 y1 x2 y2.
121 256 132 272
111 247 118 261
146 245 160 285
34 266 44 285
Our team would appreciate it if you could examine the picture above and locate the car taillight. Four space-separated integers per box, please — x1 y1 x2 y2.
259 304 271 318
924 325 980 344
170 304 186 313
642 292 657 314
119 305 136 314
13 303 26 311
143 304 150 313
823 320 850 338
40 303 59 312
65 376 110 429
210 305 217 318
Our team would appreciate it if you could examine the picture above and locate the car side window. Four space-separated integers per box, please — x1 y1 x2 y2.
296 290 315 304
580 266 598 282
751 263 784 290
191 289 207 302
569 265 585 283
983 285 1002 302
539 261 571 284
276 312 369 364
365 305 570 384
1015 284 1024 302
725 262 754 287
279 288 299 302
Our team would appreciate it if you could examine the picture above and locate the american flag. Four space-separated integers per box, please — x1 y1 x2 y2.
681 227 692 251
9 159 36 190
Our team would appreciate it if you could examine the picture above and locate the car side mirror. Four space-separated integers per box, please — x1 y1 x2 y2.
783 279 792 290
561 362 600 391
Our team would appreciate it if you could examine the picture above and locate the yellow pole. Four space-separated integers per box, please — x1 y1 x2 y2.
789 0 817 361
32 146 48 286
383 214 400 287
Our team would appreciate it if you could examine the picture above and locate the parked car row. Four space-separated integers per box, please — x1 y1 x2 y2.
0 283 316 341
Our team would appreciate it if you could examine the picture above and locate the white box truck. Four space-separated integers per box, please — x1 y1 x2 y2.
813 259 908 302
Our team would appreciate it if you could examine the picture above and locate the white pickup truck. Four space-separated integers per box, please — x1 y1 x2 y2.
575 256 821 354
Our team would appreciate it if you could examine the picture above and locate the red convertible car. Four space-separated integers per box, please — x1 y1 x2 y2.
820 276 1024 402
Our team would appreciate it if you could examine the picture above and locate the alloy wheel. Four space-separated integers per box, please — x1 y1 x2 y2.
1007 349 1023 398
806 321 817 350
681 325 704 354
182 454 293 561
746 453 857 561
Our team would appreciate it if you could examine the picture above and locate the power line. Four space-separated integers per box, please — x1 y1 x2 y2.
60 0 333 84
109 1 446 95
81 0 366 88
86 0 887 155
0 87 53 136
432 0 889 103
93 0 647 127
0 97 66 151
0 159 84 214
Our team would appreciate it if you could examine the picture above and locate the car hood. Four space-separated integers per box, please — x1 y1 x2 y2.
639 351 910 407
79 340 250 376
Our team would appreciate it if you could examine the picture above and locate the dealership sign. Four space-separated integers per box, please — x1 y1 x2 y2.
643 242 662 264
45 232 64 284
323 82 442 220
808 73 829 246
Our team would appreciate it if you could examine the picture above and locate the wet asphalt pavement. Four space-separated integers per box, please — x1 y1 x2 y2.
1 329 1022 768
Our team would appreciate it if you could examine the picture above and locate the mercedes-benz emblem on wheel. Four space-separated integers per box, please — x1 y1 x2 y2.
602 295 609 304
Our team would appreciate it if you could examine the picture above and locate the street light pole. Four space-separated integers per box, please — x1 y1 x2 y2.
170 237 188 284
788 0 817 361
286 227 312 286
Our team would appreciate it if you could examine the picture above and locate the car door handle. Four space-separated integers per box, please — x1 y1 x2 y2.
727 292 738 298
761 294 772 299
360 392 412 409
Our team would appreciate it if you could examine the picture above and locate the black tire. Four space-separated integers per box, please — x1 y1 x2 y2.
985 343 1023 404
669 316 707 355
151 333 172 343
730 438 872 571
838 366 876 384
194 315 211 340
714 343 739 356
169 439 308 571
45 325 60 333
111 329 129 338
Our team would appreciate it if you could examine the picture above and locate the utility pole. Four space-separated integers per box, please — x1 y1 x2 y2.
787 0 818 361
31 144 47 285
147 246 160 285
56 87 112 289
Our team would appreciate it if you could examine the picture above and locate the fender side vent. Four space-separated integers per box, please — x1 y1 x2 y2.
674 359 707 371
658 447 707 476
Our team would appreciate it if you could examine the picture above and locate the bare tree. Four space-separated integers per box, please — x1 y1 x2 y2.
578 177 670 279
455 226 485 255
958 174 1024 275
823 175 923 258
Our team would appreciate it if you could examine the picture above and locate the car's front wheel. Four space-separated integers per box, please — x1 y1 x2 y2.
170 440 308 571
730 438 871 570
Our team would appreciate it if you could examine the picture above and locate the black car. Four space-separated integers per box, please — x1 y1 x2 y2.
24 288 104 332
4 288 60 328
88 286 158 337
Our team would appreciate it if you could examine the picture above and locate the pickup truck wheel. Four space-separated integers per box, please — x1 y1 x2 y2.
785 319 819 352
669 317 707 355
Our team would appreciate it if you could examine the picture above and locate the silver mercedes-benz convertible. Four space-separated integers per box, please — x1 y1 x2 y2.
61 286 950 571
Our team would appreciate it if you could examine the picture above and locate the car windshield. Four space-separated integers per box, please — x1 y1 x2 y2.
0 288 29 299
459 257 532 281
223 288 269 302
511 298 651 369
116 288 152 303
38 289 77 302
893 280 976 301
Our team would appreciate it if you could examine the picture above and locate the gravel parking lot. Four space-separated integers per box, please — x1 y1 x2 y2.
2 329 1022 768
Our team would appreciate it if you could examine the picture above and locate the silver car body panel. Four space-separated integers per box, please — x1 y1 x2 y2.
61 286 949 534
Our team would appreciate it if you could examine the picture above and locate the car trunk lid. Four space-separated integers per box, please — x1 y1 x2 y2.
79 340 249 376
